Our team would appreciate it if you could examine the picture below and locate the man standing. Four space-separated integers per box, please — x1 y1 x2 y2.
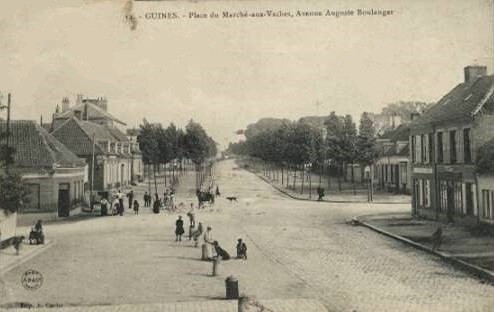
127 190 134 210
143 192 149 207
203 226 214 260
117 190 124 215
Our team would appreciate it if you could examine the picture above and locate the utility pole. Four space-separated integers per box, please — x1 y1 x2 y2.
90 133 96 209
6 93 11 173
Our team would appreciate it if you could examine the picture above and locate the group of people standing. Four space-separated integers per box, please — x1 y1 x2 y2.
174 205 248 261
145 189 176 214
99 189 139 216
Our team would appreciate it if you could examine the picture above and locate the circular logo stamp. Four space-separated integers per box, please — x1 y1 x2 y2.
21 269 43 291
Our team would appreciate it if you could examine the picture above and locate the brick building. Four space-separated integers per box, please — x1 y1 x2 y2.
1 120 87 217
409 65 494 226
375 124 411 194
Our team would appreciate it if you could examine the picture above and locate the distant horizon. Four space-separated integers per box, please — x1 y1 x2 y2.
0 0 492 149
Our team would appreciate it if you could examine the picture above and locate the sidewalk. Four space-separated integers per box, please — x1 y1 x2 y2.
255 172 411 204
1 299 327 311
0 240 54 275
356 212 494 283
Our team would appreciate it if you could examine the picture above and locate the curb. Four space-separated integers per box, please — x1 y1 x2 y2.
0 240 55 275
354 216 494 285
253 172 410 205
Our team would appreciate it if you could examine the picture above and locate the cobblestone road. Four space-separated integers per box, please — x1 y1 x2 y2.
1 160 493 311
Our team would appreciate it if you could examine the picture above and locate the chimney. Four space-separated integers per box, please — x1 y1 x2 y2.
464 65 487 83
73 109 82 119
62 97 70 112
76 94 83 106
84 103 88 120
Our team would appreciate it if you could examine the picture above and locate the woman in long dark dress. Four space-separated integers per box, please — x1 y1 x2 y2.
175 216 185 241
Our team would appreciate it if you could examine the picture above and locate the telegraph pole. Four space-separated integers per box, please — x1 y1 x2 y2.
6 93 11 173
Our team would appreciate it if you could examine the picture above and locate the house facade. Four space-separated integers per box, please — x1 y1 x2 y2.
1 121 87 218
375 125 411 194
52 117 132 199
126 128 144 183
410 65 494 226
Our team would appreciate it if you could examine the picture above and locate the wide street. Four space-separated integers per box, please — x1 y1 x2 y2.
1 159 493 311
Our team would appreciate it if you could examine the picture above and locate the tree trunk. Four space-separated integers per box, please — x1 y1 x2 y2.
351 163 356 195
153 164 158 195
281 166 284 185
309 167 312 199
337 163 342 192
286 165 290 188
327 164 331 190
293 166 296 190
301 165 305 194
148 164 151 194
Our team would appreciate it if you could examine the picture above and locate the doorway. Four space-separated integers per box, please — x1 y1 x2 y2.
58 183 70 217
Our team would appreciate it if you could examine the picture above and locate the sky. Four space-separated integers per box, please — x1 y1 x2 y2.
0 0 492 149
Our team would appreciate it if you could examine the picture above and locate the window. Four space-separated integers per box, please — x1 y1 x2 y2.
411 136 416 163
418 179 431 208
454 182 463 214
463 128 472 163
465 183 474 216
437 132 443 164
420 134 425 163
450 130 457 164
482 190 493 219
428 133 433 164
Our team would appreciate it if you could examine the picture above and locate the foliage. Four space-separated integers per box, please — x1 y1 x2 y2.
355 112 378 165
0 115 29 213
138 119 216 166
138 119 160 165
477 140 494 174
0 172 29 213
183 120 217 165
244 118 291 140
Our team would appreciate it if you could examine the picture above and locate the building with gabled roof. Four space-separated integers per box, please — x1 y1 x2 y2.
126 128 144 182
0 120 87 218
375 124 411 194
50 95 126 132
51 116 133 198
409 65 494 227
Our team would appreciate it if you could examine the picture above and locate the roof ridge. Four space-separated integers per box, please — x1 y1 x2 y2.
64 117 105 155
472 80 494 116
34 122 58 166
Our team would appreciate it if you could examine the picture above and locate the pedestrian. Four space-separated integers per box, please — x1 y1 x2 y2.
127 190 134 210
117 190 124 212
213 241 230 260
192 222 203 247
236 238 247 260
432 227 443 251
153 198 160 214
215 185 220 197
186 210 195 226
100 197 109 216
144 192 149 207
112 198 120 215
175 216 185 241
133 199 139 215
203 226 214 259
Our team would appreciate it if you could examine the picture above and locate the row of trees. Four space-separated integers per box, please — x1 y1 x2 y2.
138 119 217 193
227 112 378 195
